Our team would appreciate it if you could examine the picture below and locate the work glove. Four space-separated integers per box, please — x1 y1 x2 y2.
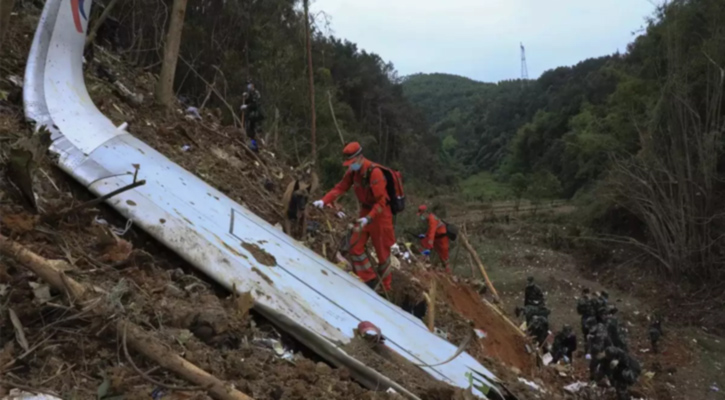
421 249 431 256
313 200 325 209
418 234 426 239
357 217 369 228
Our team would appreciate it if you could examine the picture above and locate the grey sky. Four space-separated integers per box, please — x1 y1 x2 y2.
312 0 661 82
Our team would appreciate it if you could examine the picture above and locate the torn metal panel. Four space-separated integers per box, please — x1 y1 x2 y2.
22 0 501 397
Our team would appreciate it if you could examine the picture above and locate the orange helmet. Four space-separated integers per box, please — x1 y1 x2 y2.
417 204 428 215
342 142 363 167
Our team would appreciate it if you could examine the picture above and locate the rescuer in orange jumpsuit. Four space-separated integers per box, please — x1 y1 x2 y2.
313 142 395 291
417 205 450 273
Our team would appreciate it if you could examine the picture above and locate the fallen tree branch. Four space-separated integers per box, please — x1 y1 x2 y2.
0 234 255 400
459 232 500 303
43 179 146 223
122 324 202 391
84 0 121 48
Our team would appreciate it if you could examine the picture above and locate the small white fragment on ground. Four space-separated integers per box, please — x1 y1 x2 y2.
386 388 398 394
29 282 52 304
541 353 553 366
181 145 191 152
564 381 589 393
518 377 544 392
639 348 651 353
474 329 488 339
2 389 62 400
0 284 8 297
644 371 655 379
711 384 720 392
7 75 23 87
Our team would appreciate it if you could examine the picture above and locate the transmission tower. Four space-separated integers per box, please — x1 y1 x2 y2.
520 43 529 80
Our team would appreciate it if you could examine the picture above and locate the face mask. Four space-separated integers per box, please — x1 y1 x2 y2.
350 162 362 172
419 215 426 221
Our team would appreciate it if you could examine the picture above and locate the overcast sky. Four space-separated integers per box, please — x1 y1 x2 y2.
312 0 661 82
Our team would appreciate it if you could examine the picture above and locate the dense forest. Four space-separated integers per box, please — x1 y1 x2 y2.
85 0 725 279
95 0 447 190
402 0 725 279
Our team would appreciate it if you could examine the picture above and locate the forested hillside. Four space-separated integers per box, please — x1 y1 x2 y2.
404 0 725 279
99 0 448 188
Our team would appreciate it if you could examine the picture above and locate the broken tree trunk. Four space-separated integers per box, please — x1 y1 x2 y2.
156 0 188 108
84 0 121 48
0 234 255 400
459 232 500 303
0 0 13 53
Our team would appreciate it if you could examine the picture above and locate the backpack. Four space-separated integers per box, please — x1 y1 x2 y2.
371 165 406 215
442 220 458 241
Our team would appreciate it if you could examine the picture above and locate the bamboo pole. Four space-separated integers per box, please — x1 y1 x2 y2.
459 232 500 303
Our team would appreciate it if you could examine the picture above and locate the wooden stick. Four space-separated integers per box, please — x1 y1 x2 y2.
327 91 345 145
482 299 527 338
43 179 146 223
424 281 436 332
0 234 255 400
459 232 500 303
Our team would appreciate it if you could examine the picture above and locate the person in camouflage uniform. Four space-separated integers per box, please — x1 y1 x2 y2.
516 304 551 326
603 346 641 400
551 324 577 364
240 81 264 152
649 315 663 354
593 291 610 322
585 316 613 381
577 288 595 336
527 315 550 347
605 306 628 352
524 276 545 306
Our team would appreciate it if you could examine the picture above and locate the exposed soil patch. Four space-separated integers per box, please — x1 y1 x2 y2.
242 241 277 266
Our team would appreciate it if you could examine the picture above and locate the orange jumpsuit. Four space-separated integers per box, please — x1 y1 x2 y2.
322 159 395 291
421 213 450 273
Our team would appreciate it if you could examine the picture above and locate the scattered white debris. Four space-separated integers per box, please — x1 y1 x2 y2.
541 353 553 366
2 390 62 400
564 381 589 393
386 388 398 394
181 144 192 152
639 348 651 353
518 377 544 392
7 75 23 87
711 384 720 392
29 282 52 304
474 329 488 339
185 106 202 120
434 327 448 340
